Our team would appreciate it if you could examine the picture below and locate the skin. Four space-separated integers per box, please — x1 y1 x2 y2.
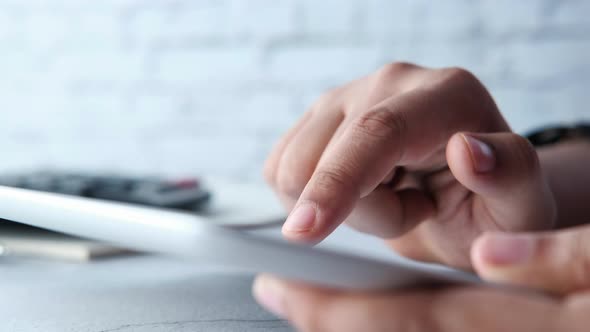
252 223 590 332
257 62 590 331
265 63 558 268
252 272 589 332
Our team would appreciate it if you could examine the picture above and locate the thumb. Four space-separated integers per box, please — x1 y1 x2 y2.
446 132 556 232
471 227 590 295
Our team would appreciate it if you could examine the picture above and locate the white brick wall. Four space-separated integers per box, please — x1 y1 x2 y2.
0 0 589 180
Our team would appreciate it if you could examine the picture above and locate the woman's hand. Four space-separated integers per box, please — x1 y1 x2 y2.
253 275 573 332
264 63 556 268
472 226 590 295
253 224 590 332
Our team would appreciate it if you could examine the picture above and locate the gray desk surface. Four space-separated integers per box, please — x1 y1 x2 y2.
1 255 291 332
0 180 400 332
0 227 400 332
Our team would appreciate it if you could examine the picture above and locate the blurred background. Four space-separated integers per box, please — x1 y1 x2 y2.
0 0 588 181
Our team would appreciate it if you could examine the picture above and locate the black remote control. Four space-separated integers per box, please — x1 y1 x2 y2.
0 171 211 211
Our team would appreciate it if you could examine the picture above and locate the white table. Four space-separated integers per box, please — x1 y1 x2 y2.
0 179 403 331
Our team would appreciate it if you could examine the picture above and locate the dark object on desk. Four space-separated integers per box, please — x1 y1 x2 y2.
0 171 211 211
0 171 211 261
525 123 590 147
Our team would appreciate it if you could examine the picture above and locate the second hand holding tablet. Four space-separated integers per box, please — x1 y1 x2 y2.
0 185 483 290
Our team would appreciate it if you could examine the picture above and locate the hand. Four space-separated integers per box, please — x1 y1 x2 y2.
472 226 590 295
252 275 579 332
264 63 556 268
252 225 590 331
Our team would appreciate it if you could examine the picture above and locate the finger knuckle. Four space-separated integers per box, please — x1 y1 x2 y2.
312 167 354 195
353 108 407 144
276 161 311 198
435 67 495 123
262 158 277 186
510 134 541 173
441 66 479 85
313 87 344 111
376 62 418 82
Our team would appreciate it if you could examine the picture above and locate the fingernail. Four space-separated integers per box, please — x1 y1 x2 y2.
283 202 317 233
479 233 535 266
253 275 287 318
462 134 496 173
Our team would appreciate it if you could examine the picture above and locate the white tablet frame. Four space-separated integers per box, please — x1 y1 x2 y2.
0 185 482 290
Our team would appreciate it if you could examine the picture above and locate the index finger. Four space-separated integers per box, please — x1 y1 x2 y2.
282 68 504 243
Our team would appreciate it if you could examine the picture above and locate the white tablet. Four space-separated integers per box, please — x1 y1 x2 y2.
0 185 483 290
